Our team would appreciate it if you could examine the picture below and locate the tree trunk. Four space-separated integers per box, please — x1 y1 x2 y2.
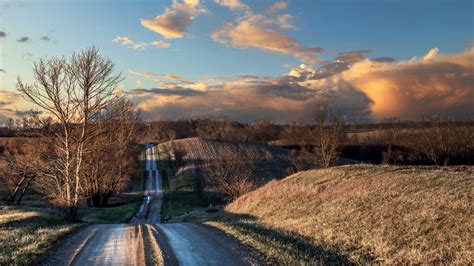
16 176 33 205
63 206 79 222
6 175 27 205
100 193 111 207
91 194 101 207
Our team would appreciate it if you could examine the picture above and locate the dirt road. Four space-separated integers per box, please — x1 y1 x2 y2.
69 224 145 266
44 144 258 265
131 144 163 224
155 223 254 265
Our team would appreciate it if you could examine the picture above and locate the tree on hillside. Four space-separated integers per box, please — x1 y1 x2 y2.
16 47 123 221
205 147 255 201
311 102 343 168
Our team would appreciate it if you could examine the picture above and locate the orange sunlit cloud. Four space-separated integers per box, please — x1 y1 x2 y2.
128 47 474 122
346 48 474 119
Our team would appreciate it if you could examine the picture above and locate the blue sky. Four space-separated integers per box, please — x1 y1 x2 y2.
0 0 473 123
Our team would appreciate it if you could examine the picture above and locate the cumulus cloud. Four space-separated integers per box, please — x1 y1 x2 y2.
17 36 29 42
422 47 439 61
287 47 474 120
141 0 206 39
113 36 169 49
212 20 323 64
266 1 288 14
211 1 320 63
40 36 50 41
0 31 6 38
149 40 170 48
129 48 474 122
129 68 372 122
214 0 250 11
344 48 474 120
0 69 5 73
275 14 295 30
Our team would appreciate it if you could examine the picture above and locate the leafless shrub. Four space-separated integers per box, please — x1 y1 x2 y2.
381 145 404 165
309 103 344 168
0 139 43 205
371 120 474 165
414 121 473 165
205 147 256 201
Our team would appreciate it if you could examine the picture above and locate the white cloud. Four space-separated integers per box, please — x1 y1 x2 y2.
141 0 206 39
113 36 169 49
266 1 288 14
275 14 295 30
423 47 439 61
211 1 316 62
212 20 322 64
214 0 250 11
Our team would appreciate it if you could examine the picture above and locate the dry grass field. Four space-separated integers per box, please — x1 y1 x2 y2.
207 164 474 264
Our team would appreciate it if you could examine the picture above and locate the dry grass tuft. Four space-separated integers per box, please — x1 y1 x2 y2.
215 165 473 264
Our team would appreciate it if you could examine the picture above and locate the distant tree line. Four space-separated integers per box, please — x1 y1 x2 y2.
140 116 474 166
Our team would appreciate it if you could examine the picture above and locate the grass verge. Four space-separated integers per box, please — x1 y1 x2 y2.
81 198 142 224
0 207 80 265
156 143 207 222
161 167 208 222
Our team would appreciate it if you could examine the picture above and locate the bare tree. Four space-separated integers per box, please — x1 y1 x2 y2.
16 47 122 221
206 147 255 201
1 139 43 205
310 102 343 168
413 121 473 165
82 99 141 207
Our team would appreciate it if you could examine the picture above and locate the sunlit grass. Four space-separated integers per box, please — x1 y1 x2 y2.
81 199 142 224
207 165 474 264
0 207 79 265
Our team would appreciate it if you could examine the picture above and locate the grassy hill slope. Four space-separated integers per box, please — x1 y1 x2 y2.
209 165 473 264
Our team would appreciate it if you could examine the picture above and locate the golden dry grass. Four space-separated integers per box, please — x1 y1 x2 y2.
212 165 473 264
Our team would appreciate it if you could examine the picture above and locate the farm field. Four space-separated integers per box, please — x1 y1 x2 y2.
157 137 302 203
